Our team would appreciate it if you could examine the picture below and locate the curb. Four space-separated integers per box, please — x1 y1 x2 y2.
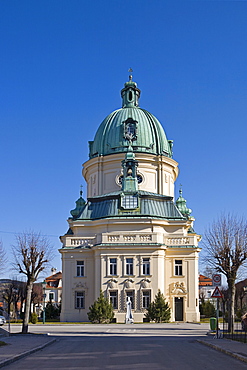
197 339 247 364
0 338 57 368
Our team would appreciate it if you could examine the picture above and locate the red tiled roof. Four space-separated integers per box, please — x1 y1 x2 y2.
45 271 62 288
46 271 62 282
199 274 213 286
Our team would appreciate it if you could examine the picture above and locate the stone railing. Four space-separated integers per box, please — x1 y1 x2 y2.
67 235 195 247
165 237 192 246
103 233 155 244
108 235 120 242
69 237 96 247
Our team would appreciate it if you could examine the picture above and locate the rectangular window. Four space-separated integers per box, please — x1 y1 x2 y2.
109 258 117 275
126 258 133 275
175 260 183 276
109 291 118 309
122 195 138 209
142 258 150 275
142 290 151 309
77 261 84 277
126 290 135 309
75 291 84 309
49 292 54 301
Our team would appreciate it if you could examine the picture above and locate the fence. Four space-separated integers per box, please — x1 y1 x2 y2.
222 319 247 343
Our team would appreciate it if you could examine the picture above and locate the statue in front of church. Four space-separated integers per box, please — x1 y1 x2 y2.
125 297 134 324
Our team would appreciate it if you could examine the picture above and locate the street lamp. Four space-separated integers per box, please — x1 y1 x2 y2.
42 280 46 325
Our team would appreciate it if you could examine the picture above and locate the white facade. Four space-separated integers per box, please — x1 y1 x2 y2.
60 77 201 323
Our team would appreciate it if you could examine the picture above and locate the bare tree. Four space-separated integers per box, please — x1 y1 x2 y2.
1 280 25 320
12 280 26 320
203 214 247 331
12 232 53 333
199 289 206 306
2 283 14 317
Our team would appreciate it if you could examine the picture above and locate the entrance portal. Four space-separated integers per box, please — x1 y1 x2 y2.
175 297 183 321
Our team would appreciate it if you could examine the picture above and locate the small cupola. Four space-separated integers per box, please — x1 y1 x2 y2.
70 186 86 218
176 188 192 217
121 69 141 108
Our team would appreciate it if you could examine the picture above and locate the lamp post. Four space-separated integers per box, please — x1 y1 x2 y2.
42 280 46 325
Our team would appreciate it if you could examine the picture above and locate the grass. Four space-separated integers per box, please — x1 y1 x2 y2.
200 317 224 323
0 341 7 347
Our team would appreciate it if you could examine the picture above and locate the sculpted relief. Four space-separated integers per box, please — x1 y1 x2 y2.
170 282 187 295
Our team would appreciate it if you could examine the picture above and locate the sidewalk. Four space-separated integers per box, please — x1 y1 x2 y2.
0 328 56 368
198 335 247 364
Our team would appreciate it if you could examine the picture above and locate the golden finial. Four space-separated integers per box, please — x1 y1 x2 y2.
128 68 133 81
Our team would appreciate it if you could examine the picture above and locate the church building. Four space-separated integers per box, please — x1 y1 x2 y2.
59 74 201 322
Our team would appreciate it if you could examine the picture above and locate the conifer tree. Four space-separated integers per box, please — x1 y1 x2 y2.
87 290 114 324
145 290 171 323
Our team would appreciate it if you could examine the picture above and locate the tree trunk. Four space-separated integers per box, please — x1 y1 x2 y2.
14 301 18 321
22 281 33 334
228 279 235 332
240 296 243 312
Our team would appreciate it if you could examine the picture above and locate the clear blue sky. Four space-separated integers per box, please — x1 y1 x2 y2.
1 0 247 279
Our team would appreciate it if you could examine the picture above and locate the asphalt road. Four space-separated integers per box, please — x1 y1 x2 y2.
5 323 247 369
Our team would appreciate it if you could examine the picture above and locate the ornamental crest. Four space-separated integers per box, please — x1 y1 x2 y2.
123 118 138 142
108 278 118 289
73 282 88 293
141 278 151 289
170 282 187 295
124 278 134 289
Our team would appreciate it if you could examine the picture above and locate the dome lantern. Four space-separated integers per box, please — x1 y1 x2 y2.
121 74 141 108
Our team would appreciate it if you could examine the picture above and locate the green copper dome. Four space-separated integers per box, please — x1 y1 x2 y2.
89 77 173 159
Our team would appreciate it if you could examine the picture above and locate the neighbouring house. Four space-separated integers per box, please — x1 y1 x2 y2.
199 274 214 302
44 269 62 307
59 75 201 323
235 278 247 314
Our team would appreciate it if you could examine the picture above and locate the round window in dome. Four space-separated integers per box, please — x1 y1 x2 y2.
137 174 143 184
116 175 123 186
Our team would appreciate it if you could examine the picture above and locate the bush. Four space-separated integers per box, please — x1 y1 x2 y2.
200 300 216 318
45 302 60 319
236 309 243 320
88 290 114 324
145 290 171 323
30 313 38 324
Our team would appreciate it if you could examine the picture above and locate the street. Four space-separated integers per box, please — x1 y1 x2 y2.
3 323 247 369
